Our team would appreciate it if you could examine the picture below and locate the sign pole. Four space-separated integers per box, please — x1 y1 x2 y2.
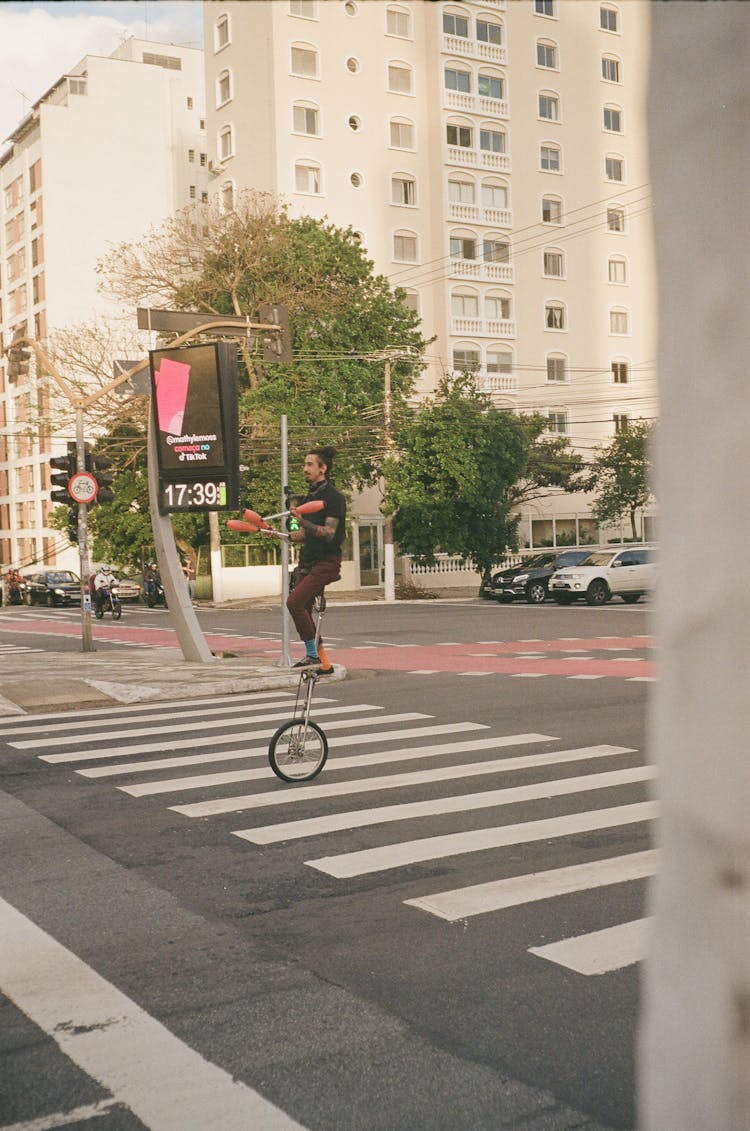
279 414 291 667
75 407 94 653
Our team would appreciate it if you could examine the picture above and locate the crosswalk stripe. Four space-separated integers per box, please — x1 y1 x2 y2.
528 917 651 975
116 733 555 795
11 702 385 750
404 849 658 921
41 715 465 765
305 800 659 878
233 746 638 845
0 691 296 732
78 732 538 780
0 694 306 737
236 750 644 844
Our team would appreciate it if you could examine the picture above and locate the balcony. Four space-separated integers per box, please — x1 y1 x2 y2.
444 90 509 119
449 259 514 284
442 35 507 65
479 371 517 394
447 201 513 228
451 317 516 338
447 145 511 172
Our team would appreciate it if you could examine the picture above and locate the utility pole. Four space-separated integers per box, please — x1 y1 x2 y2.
382 358 396 603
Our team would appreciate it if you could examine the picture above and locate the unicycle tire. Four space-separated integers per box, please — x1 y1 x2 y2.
268 718 328 783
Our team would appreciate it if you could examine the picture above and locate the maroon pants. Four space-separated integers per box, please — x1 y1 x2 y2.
286 557 341 642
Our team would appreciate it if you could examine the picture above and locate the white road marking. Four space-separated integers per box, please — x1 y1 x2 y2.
306 801 659 878
0 1099 118 1130
40 714 445 765
0 897 304 1131
528 917 651 975
235 748 640 844
405 850 657 921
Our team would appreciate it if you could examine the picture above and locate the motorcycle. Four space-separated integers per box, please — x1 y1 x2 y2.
94 584 122 620
6 577 26 606
142 578 167 608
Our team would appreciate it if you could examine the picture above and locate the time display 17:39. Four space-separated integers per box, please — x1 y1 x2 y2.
159 480 228 512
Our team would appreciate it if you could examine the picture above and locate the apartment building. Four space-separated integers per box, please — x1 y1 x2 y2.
0 38 207 570
203 0 657 557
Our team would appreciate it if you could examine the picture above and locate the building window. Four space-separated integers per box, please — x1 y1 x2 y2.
542 196 563 223
453 348 480 372
476 19 502 45
547 355 567 382
607 205 625 231
608 256 627 283
540 143 561 172
547 410 568 434
221 181 235 212
393 231 417 262
482 181 508 208
392 174 416 205
487 349 513 374
200 153 207 166
291 45 318 77
346 57 360 73
142 53 181 71
613 413 629 434
449 178 475 204
386 6 411 37
545 302 565 329
348 115 361 131
610 308 629 334
443 12 469 37
188 149 195 163
350 172 363 188
217 69 232 107
289 0 317 17
612 361 629 384
293 103 320 135
603 105 623 132
537 40 558 68
390 118 415 148
218 125 234 161
187 96 194 109
200 117 206 129
445 67 471 93
478 72 504 100
602 55 621 82
215 14 230 50
447 123 473 148
201 191 209 203
452 291 479 318
600 5 619 32
295 161 321 193
606 155 624 181
189 185 196 199
543 248 564 276
402 290 419 313
484 238 509 263
535 0 555 15
480 127 505 154
388 63 413 94
450 236 477 260
539 92 559 120
486 294 511 319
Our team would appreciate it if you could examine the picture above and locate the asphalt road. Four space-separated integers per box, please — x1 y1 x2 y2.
0 598 654 1131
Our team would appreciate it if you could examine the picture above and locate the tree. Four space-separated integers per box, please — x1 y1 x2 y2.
385 374 535 586
98 191 427 518
577 420 656 540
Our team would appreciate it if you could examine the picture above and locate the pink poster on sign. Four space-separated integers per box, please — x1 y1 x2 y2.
155 357 191 435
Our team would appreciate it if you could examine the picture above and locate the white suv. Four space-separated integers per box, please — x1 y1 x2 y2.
549 546 656 606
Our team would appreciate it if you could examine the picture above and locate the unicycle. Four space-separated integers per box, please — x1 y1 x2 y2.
268 594 329 782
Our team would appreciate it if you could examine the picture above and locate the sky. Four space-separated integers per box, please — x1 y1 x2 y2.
0 1 204 145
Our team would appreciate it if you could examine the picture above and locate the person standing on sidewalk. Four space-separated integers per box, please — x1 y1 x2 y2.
283 446 345 674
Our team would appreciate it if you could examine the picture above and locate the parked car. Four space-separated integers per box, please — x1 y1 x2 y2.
549 546 657 605
23 570 81 607
483 552 559 601
491 548 596 604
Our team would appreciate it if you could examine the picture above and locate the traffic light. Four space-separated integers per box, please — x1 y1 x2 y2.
49 443 77 504
66 506 79 544
6 330 31 383
258 303 292 364
86 452 114 504
285 491 301 532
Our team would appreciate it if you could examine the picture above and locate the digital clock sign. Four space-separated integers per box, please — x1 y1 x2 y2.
149 342 239 514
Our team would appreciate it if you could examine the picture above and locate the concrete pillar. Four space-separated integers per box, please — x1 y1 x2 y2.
640 4 750 1127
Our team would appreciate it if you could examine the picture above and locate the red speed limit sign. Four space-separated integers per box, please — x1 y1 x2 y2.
68 471 98 505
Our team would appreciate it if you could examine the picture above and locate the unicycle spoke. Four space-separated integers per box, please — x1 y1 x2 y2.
268 718 328 782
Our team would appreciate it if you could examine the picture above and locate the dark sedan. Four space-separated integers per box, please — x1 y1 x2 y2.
23 570 80 607
489 549 597 604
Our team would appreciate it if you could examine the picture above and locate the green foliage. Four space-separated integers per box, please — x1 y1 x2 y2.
577 420 656 540
385 374 532 580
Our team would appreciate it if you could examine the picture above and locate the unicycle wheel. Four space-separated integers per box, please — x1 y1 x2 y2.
268 718 328 782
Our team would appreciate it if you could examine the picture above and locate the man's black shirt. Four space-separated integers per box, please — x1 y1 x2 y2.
299 478 346 565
